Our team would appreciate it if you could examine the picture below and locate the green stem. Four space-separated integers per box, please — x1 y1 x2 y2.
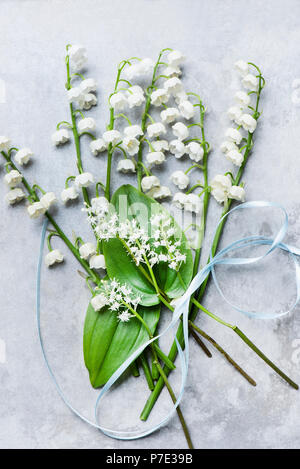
139 353 155 390
189 327 212 358
130 361 140 378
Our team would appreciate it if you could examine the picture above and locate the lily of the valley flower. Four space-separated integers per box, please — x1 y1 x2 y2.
151 89 169 107
90 138 107 155
90 196 109 215
147 185 171 200
228 185 245 202
147 123 166 138
240 113 257 133
235 60 249 77
61 186 79 203
67 87 82 103
124 124 143 138
211 174 232 204
186 142 204 162
5 188 25 205
68 45 87 71
52 129 70 146
234 91 251 108
164 65 182 77
0 136 11 151
225 128 243 144
89 254 106 270
78 117 96 133
27 201 46 218
172 122 189 140
225 149 243 167
172 192 202 213
45 249 64 267
146 151 165 165
80 78 97 93
242 74 258 91
4 170 22 188
227 106 243 124
79 242 97 260
220 141 239 154
122 137 139 156
160 107 180 124
126 86 145 108
78 93 97 110
15 148 33 165
110 92 127 111
75 172 95 188
103 130 122 145
178 100 195 120
40 192 57 210
167 50 185 67
141 175 160 192
170 170 189 190
164 77 183 96
117 159 136 173
169 139 186 158
151 140 169 152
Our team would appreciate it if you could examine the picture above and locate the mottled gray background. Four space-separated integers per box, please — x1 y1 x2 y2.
1 0 300 450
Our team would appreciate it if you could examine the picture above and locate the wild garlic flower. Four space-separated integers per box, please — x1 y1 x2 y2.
160 107 180 124
61 186 79 203
242 74 259 91
124 124 143 138
234 60 249 77
228 185 245 202
78 117 96 133
45 249 64 267
89 254 106 270
117 159 136 173
103 130 122 146
0 136 11 151
141 175 160 192
75 172 95 188
150 89 170 107
167 50 185 67
27 201 46 218
186 142 204 162
178 100 195 120
79 242 97 260
147 123 166 138
110 92 127 111
4 170 22 188
90 138 107 155
40 192 57 210
151 140 169 152
147 186 171 200
225 128 243 144
240 114 257 133
14 148 33 165
234 91 251 108
122 136 139 156
170 170 189 190
169 139 186 158
5 188 25 205
163 77 183 96
210 175 232 204
146 151 165 166
52 129 70 146
172 122 189 140
92 279 140 321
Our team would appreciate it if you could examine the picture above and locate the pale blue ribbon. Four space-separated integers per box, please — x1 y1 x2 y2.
36 201 300 440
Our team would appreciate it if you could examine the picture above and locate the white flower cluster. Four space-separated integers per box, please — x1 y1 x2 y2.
67 78 97 111
27 192 57 218
91 279 140 323
79 239 106 271
210 175 245 204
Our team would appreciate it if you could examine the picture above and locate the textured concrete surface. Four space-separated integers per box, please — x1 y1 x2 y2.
1 0 300 449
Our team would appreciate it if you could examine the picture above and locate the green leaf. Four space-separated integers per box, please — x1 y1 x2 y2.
83 302 160 388
111 184 193 298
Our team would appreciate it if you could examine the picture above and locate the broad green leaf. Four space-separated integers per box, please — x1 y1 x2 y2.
83 302 160 388
111 184 193 298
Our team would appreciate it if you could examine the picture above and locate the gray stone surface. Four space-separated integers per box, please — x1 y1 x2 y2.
0 0 300 449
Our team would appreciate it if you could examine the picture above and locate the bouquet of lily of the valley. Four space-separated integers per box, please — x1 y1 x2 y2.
1 45 298 449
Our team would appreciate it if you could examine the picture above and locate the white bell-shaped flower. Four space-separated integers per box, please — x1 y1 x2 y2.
110 92 127 111
80 78 97 93
90 138 107 155
61 186 79 203
211 175 232 204
15 148 33 165
139 58 154 74
147 123 166 138
152 140 169 152
40 192 57 210
127 87 145 108
225 128 243 144
169 139 186 158
89 254 106 270
147 186 171 200
52 129 70 146
122 137 139 156
90 197 109 215
5 188 25 205
172 192 188 209
234 91 251 108
172 122 189 140
45 249 64 267
91 293 108 311
141 175 160 192
0 136 11 151
151 89 169 107
124 125 143 138
227 106 243 124
103 130 122 145
184 194 202 214
163 77 183 96
167 50 185 67
235 60 249 77
79 242 97 260
186 142 204 162
178 100 195 120
75 172 95 188
117 159 136 173
78 93 97 110
146 151 165 165
164 65 182 77
67 87 82 103
78 117 96 133
228 185 245 202
4 170 22 188
68 45 87 71
170 170 189 190
27 201 46 218
240 114 257 133
220 141 239 154
242 74 259 91
160 107 180 124
225 149 243 167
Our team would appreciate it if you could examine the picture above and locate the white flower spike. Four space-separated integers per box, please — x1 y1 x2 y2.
45 249 64 267
152 140 169 152
78 93 97 110
227 106 243 124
